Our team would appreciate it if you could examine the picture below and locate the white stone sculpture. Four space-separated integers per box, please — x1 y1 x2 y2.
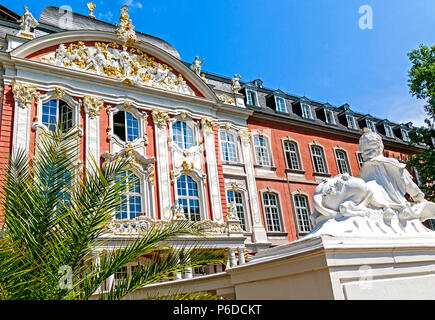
231 74 242 93
17 6 39 38
309 128 435 237
171 201 187 220
41 42 195 96
190 56 205 77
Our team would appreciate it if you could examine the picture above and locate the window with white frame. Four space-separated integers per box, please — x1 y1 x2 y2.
283 141 301 170
246 90 258 106
401 129 410 142
310 145 327 174
42 99 74 131
262 193 282 232
356 152 364 169
366 120 376 133
294 194 311 233
253 136 271 166
220 131 237 162
335 149 350 174
115 171 142 220
384 124 394 138
173 121 194 149
114 266 128 284
346 114 357 130
275 97 287 113
176 175 201 221
301 103 312 119
113 111 139 142
325 109 336 125
227 190 247 231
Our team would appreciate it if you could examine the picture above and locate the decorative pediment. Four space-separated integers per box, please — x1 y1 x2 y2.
40 42 196 96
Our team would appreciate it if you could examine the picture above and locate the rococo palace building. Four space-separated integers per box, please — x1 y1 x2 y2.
0 4 428 297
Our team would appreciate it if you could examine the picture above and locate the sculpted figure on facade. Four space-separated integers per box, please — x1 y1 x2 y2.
311 128 435 235
190 56 205 77
18 6 39 36
231 74 242 93
115 5 137 47
42 43 195 96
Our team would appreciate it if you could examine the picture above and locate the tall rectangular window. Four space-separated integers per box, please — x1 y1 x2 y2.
263 193 282 232
335 150 350 174
325 110 335 125
220 132 237 162
246 90 257 106
115 171 142 220
227 191 247 231
346 115 357 130
284 141 301 170
177 175 201 221
294 195 311 233
356 152 364 169
402 129 410 142
173 121 194 149
254 136 271 166
366 120 376 133
311 145 327 174
275 97 287 113
301 104 312 119
384 124 394 138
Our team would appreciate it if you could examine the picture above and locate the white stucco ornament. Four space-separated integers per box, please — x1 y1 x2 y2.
309 128 435 237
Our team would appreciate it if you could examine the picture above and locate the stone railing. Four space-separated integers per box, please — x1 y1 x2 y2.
106 216 243 237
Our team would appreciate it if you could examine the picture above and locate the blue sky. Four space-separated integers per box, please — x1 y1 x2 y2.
4 0 435 126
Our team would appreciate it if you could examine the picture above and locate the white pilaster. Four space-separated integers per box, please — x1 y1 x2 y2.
152 109 172 220
238 128 268 243
201 119 223 222
83 96 103 168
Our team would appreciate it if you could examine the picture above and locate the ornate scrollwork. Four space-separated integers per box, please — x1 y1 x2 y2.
41 42 195 96
83 96 104 119
200 118 216 135
12 82 39 109
238 127 251 144
217 93 235 104
151 109 170 128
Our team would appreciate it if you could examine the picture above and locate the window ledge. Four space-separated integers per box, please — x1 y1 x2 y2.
266 232 288 237
222 161 245 167
254 165 277 171
285 169 305 175
313 172 331 178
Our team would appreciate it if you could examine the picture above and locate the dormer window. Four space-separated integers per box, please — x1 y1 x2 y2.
246 89 258 106
301 103 313 119
384 124 394 138
366 119 376 132
401 129 410 142
325 109 336 125
275 97 287 113
346 115 358 130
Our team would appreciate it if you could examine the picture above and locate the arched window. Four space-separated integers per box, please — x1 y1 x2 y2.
173 121 194 149
335 149 350 174
294 194 312 233
262 193 282 232
116 171 142 220
253 136 271 166
220 131 237 162
283 141 301 170
113 111 139 142
310 145 327 174
227 190 247 231
42 99 74 131
176 175 201 221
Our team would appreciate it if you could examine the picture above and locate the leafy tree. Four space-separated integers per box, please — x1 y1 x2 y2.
0 126 225 300
407 44 435 201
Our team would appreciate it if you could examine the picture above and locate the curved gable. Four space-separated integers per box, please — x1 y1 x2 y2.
11 30 217 101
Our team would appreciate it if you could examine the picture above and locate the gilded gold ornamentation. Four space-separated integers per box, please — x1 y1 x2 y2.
41 42 195 95
83 96 104 119
182 160 194 173
115 5 137 48
87 2 96 18
12 82 39 109
151 109 170 128
217 94 235 105
238 127 251 144
200 118 216 135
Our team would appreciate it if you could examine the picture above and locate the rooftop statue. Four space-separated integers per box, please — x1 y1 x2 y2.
231 74 242 93
17 6 39 37
190 56 205 77
310 128 435 236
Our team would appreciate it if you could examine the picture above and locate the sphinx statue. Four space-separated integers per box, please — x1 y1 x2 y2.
310 128 435 236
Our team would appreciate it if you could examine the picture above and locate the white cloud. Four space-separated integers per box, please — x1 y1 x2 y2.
122 0 143 9
98 11 113 22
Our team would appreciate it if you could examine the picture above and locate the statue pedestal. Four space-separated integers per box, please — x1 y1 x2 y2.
228 231 435 299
